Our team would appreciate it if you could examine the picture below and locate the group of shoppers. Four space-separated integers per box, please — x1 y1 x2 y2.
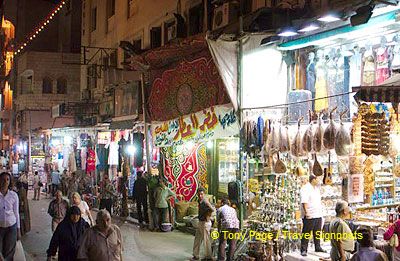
133 171 176 230
300 174 394 261
47 188 121 260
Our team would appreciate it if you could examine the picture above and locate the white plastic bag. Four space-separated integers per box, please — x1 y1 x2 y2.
14 240 26 261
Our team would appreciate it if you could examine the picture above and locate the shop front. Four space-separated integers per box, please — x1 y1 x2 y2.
206 3 400 260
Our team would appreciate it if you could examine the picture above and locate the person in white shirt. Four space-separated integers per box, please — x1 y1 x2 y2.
0 172 21 260
300 174 326 256
33 171 41 200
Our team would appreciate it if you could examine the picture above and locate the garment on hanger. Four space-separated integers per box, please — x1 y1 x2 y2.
62 146 70 169
362 50 376 86
306 54 316 96
376 46 390 85
80 147 87 171
392 44 400 70
86 148 96 174
257 116 264 147
106 141 119 166
69 150 77 173
75 149 81 169
349 50 362 87
314 57 328 111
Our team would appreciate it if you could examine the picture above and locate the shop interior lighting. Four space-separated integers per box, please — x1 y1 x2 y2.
298 24 320 33
318 14 341 23
279 9 400 51
207 141 213 149
126 145 136 155
277 29 298 37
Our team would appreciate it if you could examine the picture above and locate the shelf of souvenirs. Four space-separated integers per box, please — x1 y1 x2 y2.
354 202 399 210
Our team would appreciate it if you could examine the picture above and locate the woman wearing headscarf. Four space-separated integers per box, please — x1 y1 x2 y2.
46 206 89 261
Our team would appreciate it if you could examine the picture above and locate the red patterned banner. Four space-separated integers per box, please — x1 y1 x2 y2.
163 143 208 202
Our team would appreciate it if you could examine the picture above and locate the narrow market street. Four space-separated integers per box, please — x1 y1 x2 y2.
22 193 194 261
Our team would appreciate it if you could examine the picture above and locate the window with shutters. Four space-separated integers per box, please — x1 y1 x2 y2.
150 27 162 49
57 77 67 94
42 77 53 94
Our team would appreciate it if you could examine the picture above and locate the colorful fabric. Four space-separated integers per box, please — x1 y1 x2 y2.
130 35 229 122
163 143 207 202
86 149 96 173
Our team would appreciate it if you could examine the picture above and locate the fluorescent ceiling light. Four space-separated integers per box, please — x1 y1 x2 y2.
278 30 298 37
318 15 341 23
299 24 320 32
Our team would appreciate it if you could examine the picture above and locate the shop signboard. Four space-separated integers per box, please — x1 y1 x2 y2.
151 104 239 147
348 174 364 203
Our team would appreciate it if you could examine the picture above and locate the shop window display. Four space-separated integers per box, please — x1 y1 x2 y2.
296 33 400 120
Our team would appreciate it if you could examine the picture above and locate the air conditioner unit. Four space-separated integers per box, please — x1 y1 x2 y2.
212 2 239 30
81 89 91 100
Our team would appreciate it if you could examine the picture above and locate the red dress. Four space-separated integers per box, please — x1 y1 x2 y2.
86 148 96 173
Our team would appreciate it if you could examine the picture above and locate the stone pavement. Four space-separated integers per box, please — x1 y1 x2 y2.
21 193 196 261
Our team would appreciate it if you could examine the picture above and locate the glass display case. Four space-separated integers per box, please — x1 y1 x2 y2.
217 138 239 194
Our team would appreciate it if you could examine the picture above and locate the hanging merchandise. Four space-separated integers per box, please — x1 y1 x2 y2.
278 124 290 153
361 110 390 156
375 37 390 85
313 113 324 153
86 148 96 174
323 107 337 150
314 49 329 111
312 154 323 176
133 133 144 168
290 117 303 157
267 121 279 154
335 110 352 156
361 44 376 86
274 152 287 174
323 151 333 185
352 113 363 156
302 111 313 153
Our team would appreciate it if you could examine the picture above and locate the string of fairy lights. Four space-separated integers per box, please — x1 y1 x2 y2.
13 0 68 56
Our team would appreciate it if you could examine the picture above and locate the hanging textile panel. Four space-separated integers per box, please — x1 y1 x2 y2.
151 104 239 147
148 54 230 122
163 143 207 202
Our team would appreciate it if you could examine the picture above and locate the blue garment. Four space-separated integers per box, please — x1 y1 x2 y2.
257 116 264 147
0 223 17 259
51 171 61 185
306 61 316 93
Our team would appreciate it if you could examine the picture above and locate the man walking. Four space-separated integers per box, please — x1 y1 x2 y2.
33 171 41 200
48 190 69 232
133 171 149 225
217 198 239 261
77 209 122 261
191 188 215 261
51 169 61 197
99 174 115 215
300 174 326 256
0 172 21 260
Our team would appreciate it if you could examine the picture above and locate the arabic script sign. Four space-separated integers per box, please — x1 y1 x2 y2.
151 104 239 147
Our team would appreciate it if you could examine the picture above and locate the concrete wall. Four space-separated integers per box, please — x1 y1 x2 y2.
80 0 205 96
15 52 81 111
